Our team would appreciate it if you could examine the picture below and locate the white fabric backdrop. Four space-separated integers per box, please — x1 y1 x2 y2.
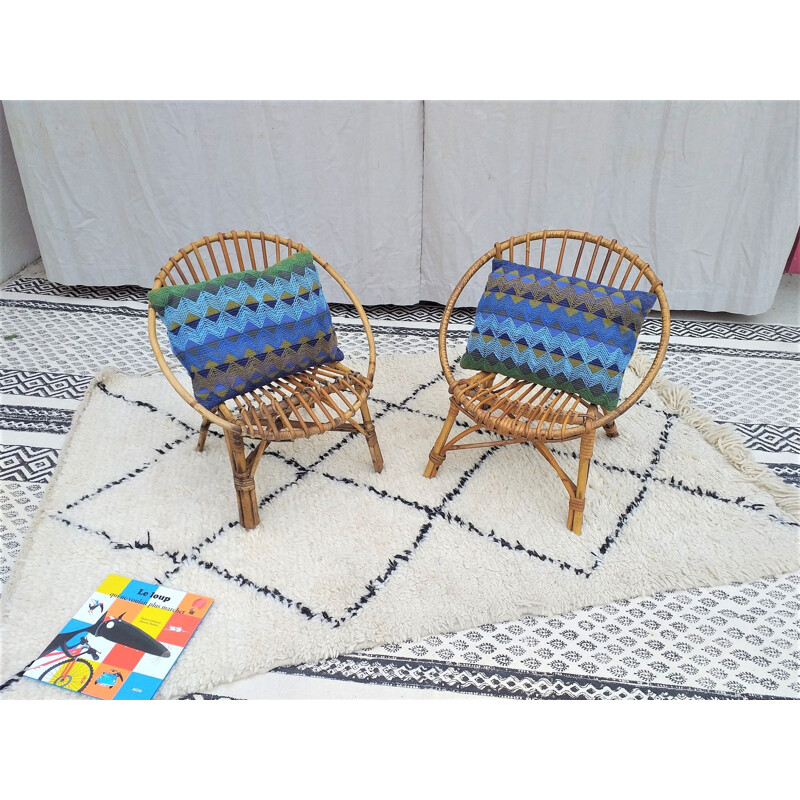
0 101 39 280
4 101 424 304
6 101 798 313
420 101 800 314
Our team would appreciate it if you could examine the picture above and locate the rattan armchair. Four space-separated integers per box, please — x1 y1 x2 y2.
148 231 383 529
424 230 670 536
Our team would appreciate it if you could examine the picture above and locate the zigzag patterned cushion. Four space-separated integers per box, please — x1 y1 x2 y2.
460 259 658 410
148 250 343 410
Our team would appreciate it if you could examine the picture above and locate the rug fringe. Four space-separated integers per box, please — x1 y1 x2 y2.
628 352 800 522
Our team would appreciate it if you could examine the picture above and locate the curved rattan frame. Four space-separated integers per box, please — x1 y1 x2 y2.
424 229 671 535
147 230 383 528
148 231 378 431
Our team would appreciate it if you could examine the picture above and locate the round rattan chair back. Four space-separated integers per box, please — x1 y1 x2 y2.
149 231 377 414
437 230 671 436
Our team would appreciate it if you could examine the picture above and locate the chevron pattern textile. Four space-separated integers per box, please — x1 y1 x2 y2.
460 259 658 410
148 251 343 410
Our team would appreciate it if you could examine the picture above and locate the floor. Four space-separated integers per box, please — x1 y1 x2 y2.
1 264 798 700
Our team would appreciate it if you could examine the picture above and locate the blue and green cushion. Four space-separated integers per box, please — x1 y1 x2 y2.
148 250 344 410
460 259 658 410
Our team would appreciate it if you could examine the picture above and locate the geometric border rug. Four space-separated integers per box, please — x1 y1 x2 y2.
1 350 798 699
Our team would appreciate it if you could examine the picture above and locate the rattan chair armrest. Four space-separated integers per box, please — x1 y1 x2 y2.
147 307 237 432
311 251 377 385
438 251 495 389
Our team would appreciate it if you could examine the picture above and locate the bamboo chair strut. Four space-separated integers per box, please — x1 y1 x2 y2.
423 230 670 536
148 231 383 529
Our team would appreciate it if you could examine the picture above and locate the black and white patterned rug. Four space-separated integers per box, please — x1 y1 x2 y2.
1 263 798 700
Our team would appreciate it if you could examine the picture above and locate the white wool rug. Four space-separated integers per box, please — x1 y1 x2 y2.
2 351 798 698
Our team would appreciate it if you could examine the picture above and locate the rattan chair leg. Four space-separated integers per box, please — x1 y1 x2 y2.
424 401 460 478
196 417 212 452
361 402 384 473
603 420 619 438
568 430 596 536
224 428 260 529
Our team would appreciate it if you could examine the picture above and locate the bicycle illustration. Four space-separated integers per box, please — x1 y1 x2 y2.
37 636 100 691
30 610 170 693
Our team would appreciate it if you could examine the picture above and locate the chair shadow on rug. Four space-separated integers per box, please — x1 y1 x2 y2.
424 230 671 536
148 231 384 529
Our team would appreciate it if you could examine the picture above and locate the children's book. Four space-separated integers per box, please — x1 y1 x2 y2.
23 574 213 700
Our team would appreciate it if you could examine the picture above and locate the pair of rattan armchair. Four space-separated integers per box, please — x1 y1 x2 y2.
148 230 669 535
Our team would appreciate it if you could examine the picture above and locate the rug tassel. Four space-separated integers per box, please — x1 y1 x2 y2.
628 352 800 522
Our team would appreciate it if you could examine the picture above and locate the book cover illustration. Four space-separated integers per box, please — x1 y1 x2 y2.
23 573 213 700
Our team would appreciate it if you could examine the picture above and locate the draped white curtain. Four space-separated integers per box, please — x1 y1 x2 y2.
0 101 39 280
4 101 424 305
6 100 798 313
420 101 800 314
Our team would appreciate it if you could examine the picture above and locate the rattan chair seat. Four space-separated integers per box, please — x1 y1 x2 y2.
219 362 373 441
451 371 597 441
